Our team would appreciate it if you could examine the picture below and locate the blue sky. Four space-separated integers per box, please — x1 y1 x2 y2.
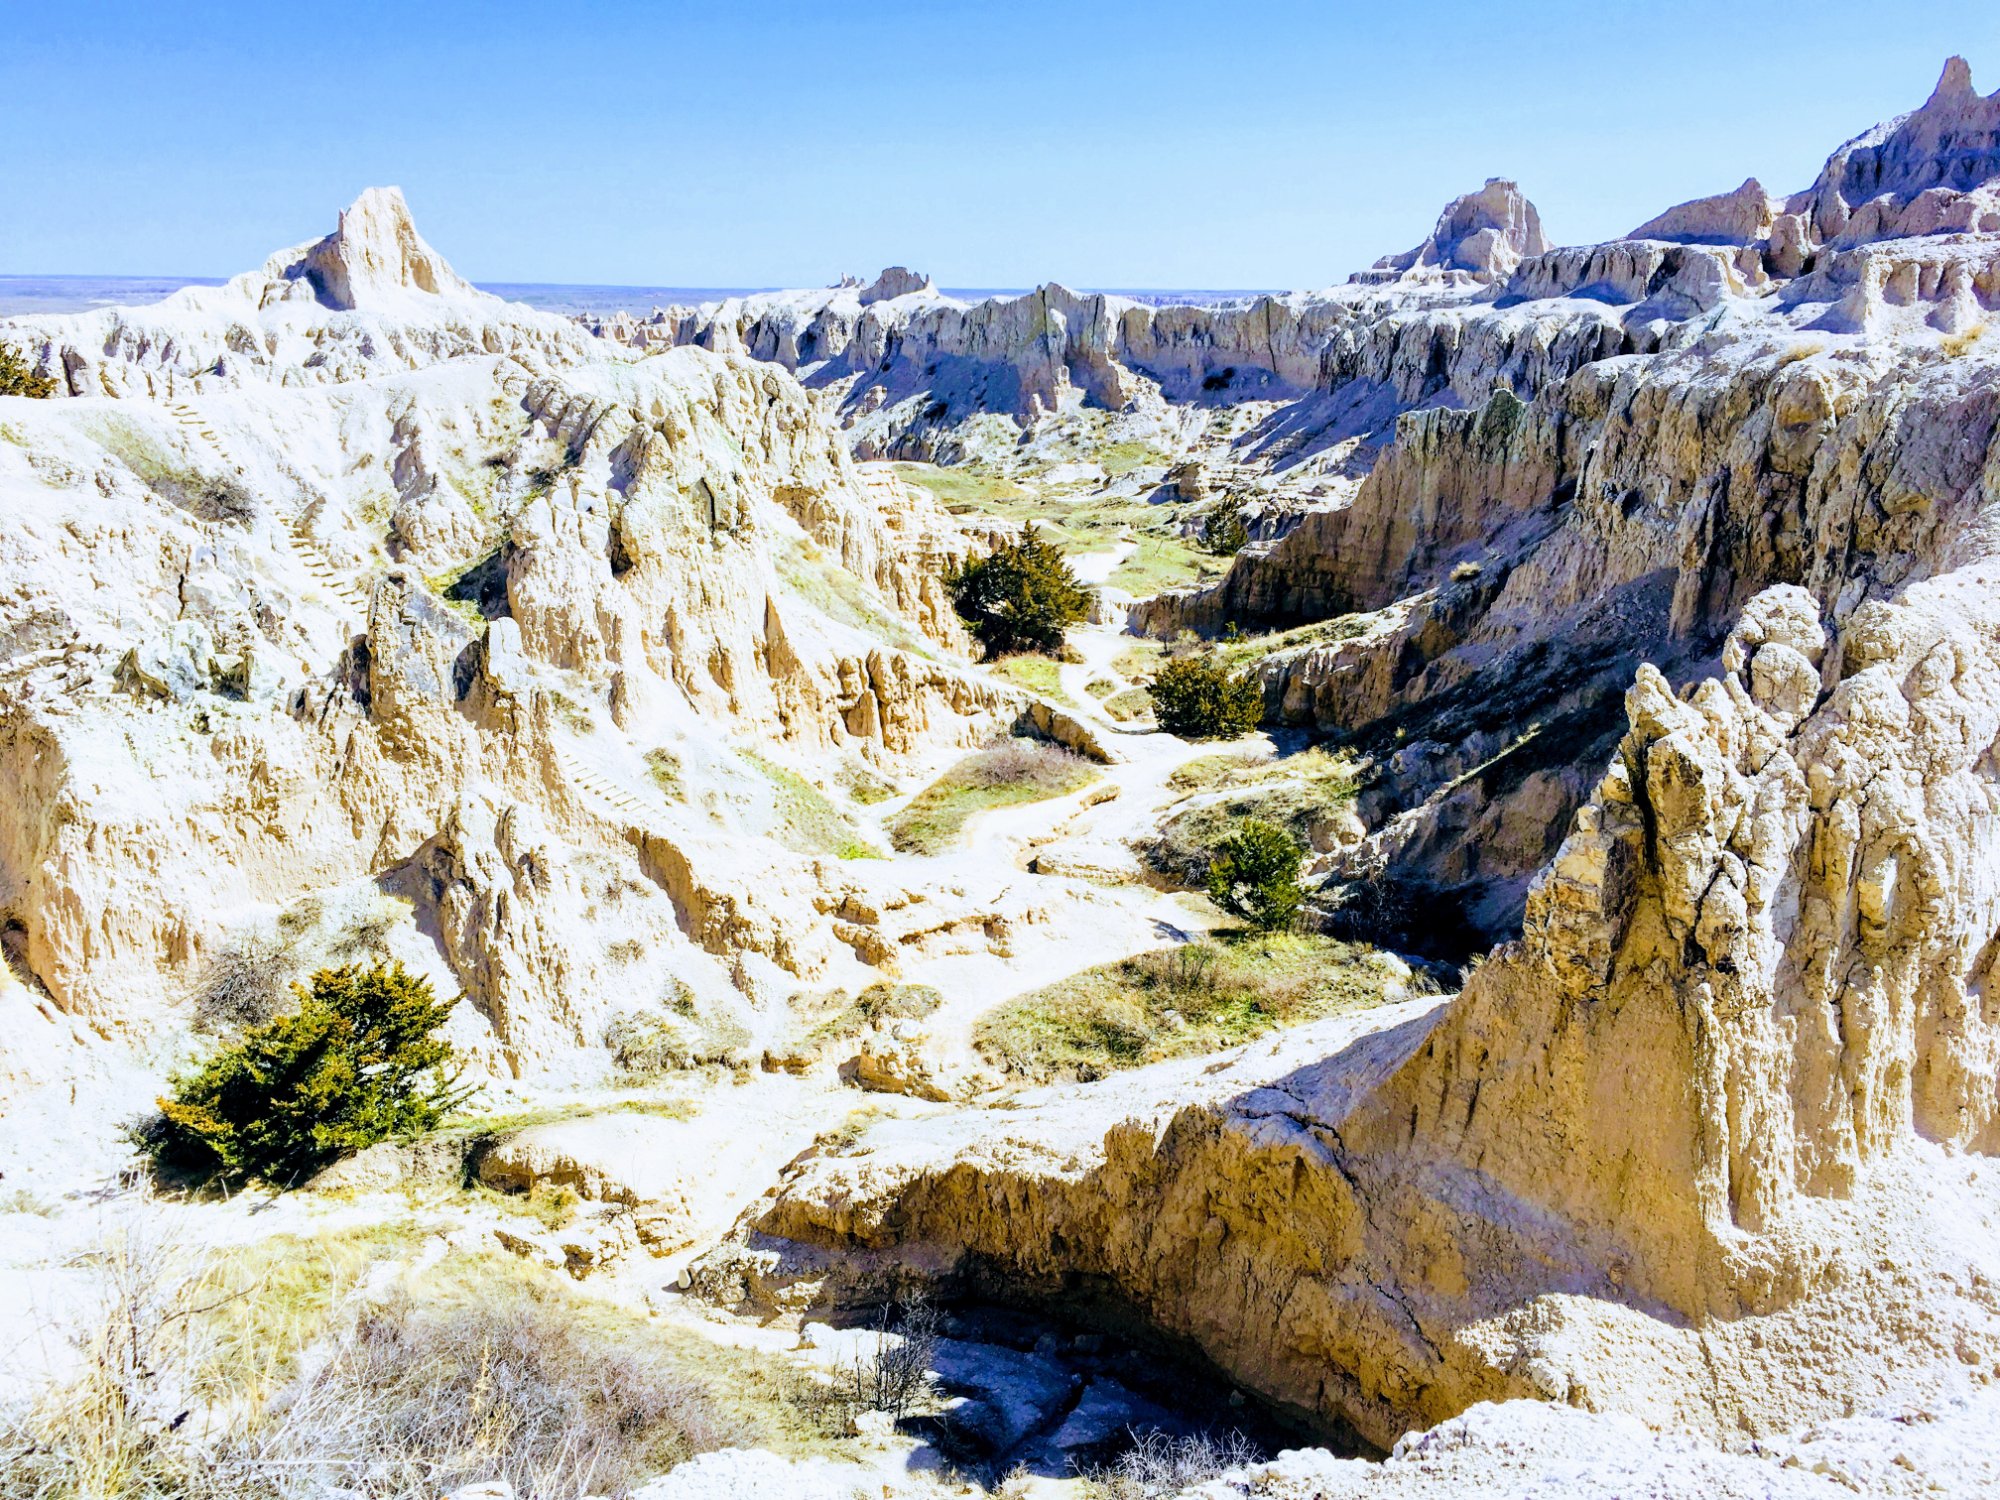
4 1 1998 289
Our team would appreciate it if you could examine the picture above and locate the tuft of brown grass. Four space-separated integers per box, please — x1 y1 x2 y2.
1941 323 1987 358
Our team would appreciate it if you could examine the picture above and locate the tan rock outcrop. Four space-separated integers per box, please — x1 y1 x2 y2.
723 585 2000 1449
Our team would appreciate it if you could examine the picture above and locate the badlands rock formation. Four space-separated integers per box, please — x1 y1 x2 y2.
6 56 2000 1500
0 187 1076 1096
673 57 2000 1473
641 62 2000 958
6 186 591 397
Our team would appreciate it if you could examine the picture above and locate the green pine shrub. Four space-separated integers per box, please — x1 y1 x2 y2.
1207 818 1305 931
1147 654 1264 739
135 963 472 1187
943 528 1090 658
0 342 56 399
1200 501 1250 555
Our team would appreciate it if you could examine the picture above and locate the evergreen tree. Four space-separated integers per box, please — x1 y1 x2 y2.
943 528 1090 657
0 343 57 399
1207 819 1305 931
138 963 472 1187
1148 654 1263 739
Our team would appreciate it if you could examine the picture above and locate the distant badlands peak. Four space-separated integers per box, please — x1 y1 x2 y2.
861 266 933 303
1933 52 1976 101
259 185 485 311
1625 55 2000 265
1365 177 1548 285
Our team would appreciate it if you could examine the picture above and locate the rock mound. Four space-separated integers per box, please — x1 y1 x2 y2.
860 266 933 304
257 185 485 310
1364 178 1549 284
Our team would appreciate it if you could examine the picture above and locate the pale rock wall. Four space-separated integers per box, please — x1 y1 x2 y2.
0 284 1008 1071
726 582 2000 1448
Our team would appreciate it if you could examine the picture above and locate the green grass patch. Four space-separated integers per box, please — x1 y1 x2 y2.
990 652 1071 704
1215 614 1374 674
976 932 1407 1081
1102 686 1154 723
744 750 884 859
1095 440 1170 476
887 740 1098 855
1151 746 1356 883
1110 640 1166 681
1107 533 1218 595
445 1096 701 1139
894 462 1033 507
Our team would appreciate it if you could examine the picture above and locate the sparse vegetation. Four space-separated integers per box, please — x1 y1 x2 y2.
839 762 899 805
803 982 944 1049
1155 748 1357 891
1102 686 1154 722
1147 654 1264 739
0 342 57 399
784 1293 942 1435
604 984 749 1076
943 529 1091 658
744 750 882 859
1207 818 1305 931
888 739 1097 854
1085 1428 1261 1499
135 963 473 1188
645 747 684 799
893 461 1033 507
976 932 1406 1081
1942 323 1987 358
990 651 1072 703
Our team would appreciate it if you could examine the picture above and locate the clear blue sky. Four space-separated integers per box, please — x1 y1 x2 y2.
5 1 1998 290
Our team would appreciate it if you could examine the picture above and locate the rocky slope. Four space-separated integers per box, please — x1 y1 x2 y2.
6 58 2000 1500
663 57 2000 1478
632 63 2000 958
0 189 1107 1099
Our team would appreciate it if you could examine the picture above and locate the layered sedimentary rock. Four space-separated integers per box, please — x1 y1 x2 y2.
1105 59 2000 946
683 59 2000 1459
0 194 1026 1082
1360 177 1548 285
717 574 2000 1450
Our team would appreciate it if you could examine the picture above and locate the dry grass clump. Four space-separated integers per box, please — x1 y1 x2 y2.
644 747 683 799
0 1229 751 1500
782 1294 942 1437
193 898 402 1033
888 739 1098 854
805 982 944 1049
975 932 1406 1081
839 763 900 806
1084 1428 1259 1499
602 981 749 1077
0 1222 412 1500
1941 323 1987 358
234 1269 740 1497
1102 686 1154 722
